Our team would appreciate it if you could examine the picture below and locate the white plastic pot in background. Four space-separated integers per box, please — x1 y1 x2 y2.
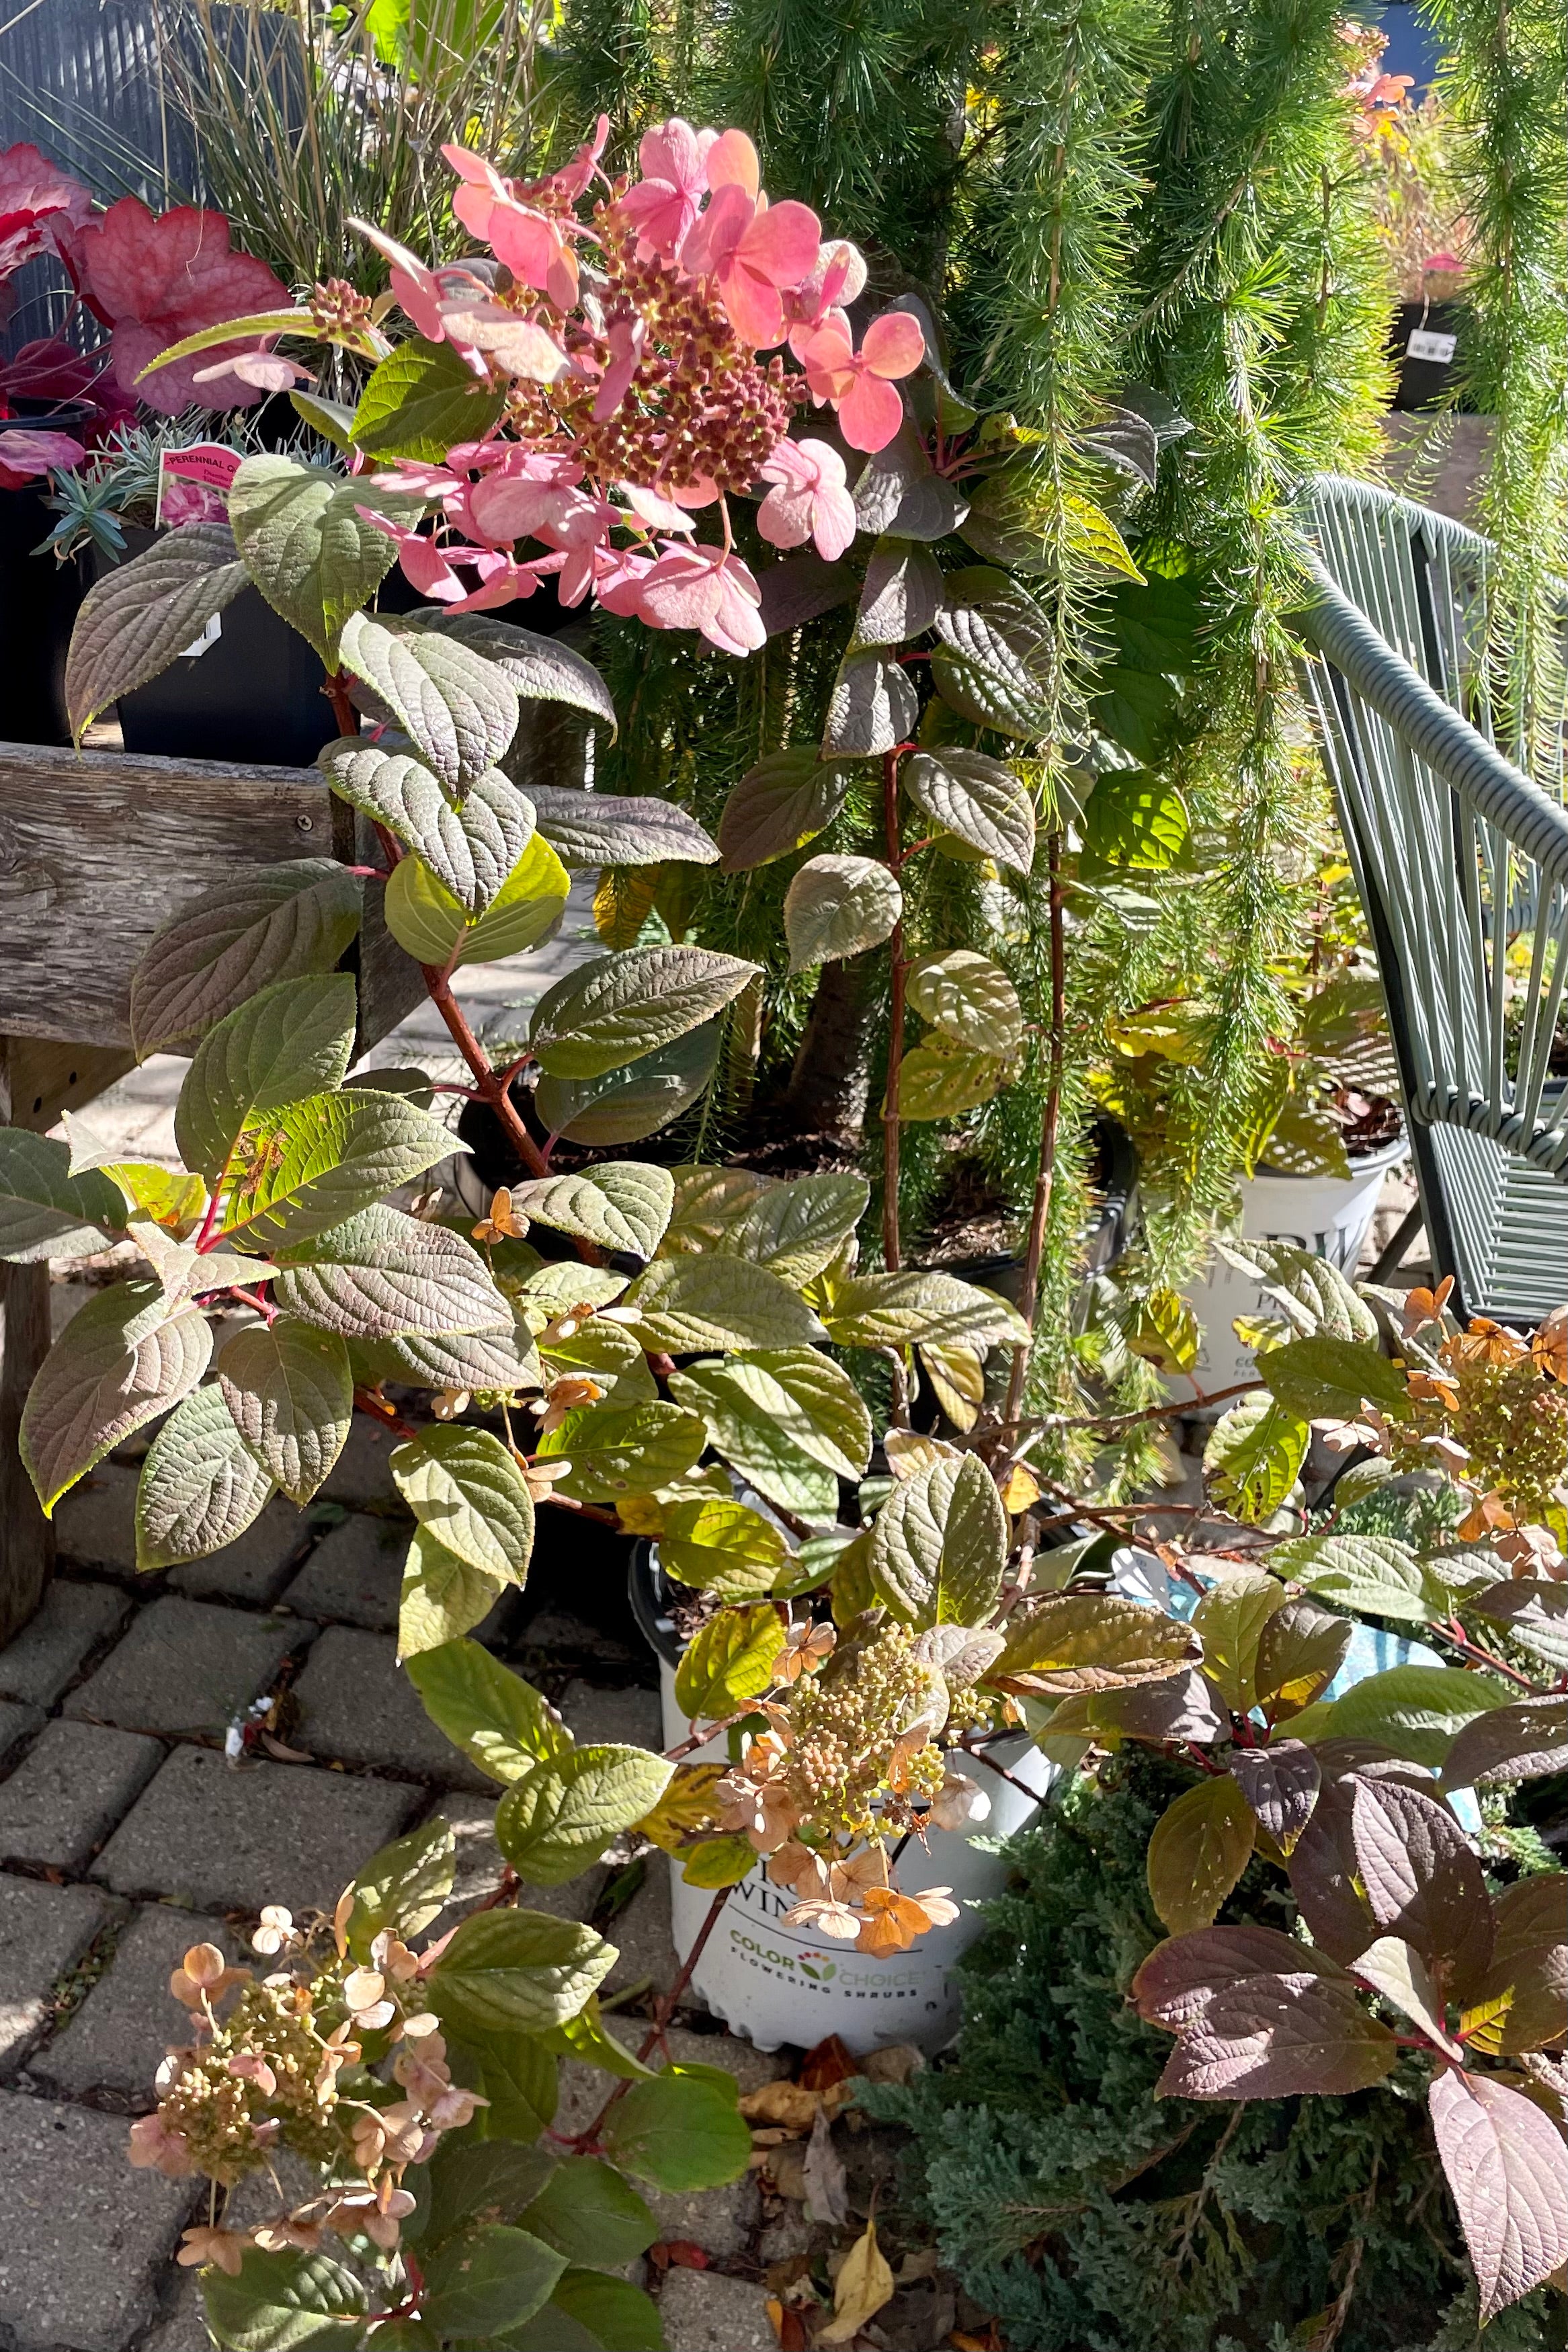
652 1656 1059 2056
1178 1137 1408 1402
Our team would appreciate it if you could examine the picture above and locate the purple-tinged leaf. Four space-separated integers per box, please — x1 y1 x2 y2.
1145 1775 1255 1935
1352 1935 1463 2059
1286 1772 1380 1965
1255 1598 1352 1719
1100 1668 1231 1746
1350 1778 1493 2000
1228 1739 1321 1854
1132 1924 1346 2030
1155 1972 1397 2100
1428 2068 1568 2320
1461 1879 1568 2058
1440 1695 1568 1791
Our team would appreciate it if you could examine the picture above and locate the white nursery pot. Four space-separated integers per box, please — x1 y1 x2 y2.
655 1657 1059 2056
1180 1137 1407 1402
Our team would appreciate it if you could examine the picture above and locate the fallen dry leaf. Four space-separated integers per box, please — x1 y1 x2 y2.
767 2296 812 2351
802 2105 849 2226
649 2240 708 2271
858 2043 924 2087
766 2138 810 2201
819 2217 895 2345
741 2079 823 2132
800 2033 860 2093
894 2249 940 2283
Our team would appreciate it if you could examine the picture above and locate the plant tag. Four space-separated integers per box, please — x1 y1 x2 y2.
155 441 243 529
1406 327 1456 364
178 610 223 659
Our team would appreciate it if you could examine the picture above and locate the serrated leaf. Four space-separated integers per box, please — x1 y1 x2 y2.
338 610 520 790
783 854 901 973
393 1424 535 1582
716 748 852 873
1352 1932 1460 2053
419 2137 555 2250
930 594 1051 737
1228 1740 1321 1854
1147 1775 1255 1933
509 2270 663 2351
1192 1570 1290 1716
529 948 757 1080
21 1281 212 1515
134 1384 275 1570
226 454 423 668
175 976 360 1182
382 829 571 970
272 1206 507 1338
673 1604 783 1718
868 1452 1006 1629
130 861 362 1056
65 522 248 741
601 2066 751 2191
1259 1331 1408 1420
496 1745 675 1883
530 786 716 868
320 739 534 915
517 2160 657 2273
853 423 968 540
422 2223 565 2337
452 2027 559 2141
0 1131 125 1264
1464 1580 1568 1668
384 1320 542 1392
200 2246 368 2351
1321 1665 1514 1771
511 1164 674 1260
219 1091 454 1254
411 609 615 730
1440 1693 1568 1789
821 651 919 758
1082 768 1190 869
672 1350 871 1486
666 1364 838 1517
902 749 1036 873
1203 1398 1309 1524
990 1592 1198 1692
1268 1531 1438 1624
1155 1968 1397 2101
405 1639 573 1781
854 537 944 645
1462 1877 1568 2056
534 1400 706 1503
217 1317 352 1504
339 1816 455 1962
659 1496 791 1597
1428 2070 1568 2321
1132 1922 1348 2029
617 1256 824 1356
1124 1285 1200 1373
1212 1239 1378 1344
399 1525 505 1658
1254 1597 1352 1719
823 1270 1028 1352
427 1910 616 2036
709 1172 868 1285
351 333 505 460
895 1031 1008 1120
905 950 1024 1055
534 1022 721 1147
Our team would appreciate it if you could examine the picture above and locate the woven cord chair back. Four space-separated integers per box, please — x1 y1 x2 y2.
1296 475 1568 1323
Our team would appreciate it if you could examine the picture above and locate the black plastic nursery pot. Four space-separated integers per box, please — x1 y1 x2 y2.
0 409 93 747
1391 299 1466 413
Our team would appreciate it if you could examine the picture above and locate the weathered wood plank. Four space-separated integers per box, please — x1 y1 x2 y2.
0 1040 54 1637
0 742 423 1051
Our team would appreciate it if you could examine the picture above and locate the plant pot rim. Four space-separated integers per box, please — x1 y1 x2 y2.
1249 1131 1408 1184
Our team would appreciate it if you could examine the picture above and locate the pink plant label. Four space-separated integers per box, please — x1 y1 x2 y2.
155 442 243 529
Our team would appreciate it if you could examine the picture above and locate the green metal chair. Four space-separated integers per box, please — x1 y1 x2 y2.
1296 475 1568 1325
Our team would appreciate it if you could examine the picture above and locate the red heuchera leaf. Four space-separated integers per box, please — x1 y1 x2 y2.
1228 1739 1321 1854
1153 1971 1398 2100
1428 2068 1568 2320
0 141 93 278
1132 1924 1346 2031
1441 1694 1568 1791
69 199 288 414
1350 1776 1493 2000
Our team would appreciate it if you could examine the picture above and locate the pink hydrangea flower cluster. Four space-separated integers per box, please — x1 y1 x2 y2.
360 120 923 652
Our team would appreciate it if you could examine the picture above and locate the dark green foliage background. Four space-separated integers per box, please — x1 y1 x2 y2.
864 1756 1557 2352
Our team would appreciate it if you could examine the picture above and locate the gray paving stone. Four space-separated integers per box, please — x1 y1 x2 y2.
423 1793 602 1941
33 1903 238 2107
278 1509 411 1629
63 1597 300 1738
603 1853 677 1998
0 1874 122 2071
0 1578 130 1706
0 1699 42 1768
290 1626 492 1789
321 1415 401 1504
91 1744 419 1915
167 1496 313 1604
561 1678 662 1750
516 1604 639 1666
0 2089 198 2352
137 2264 210 2352
658 2267 777 2349
53 1460 139 1569
0 1718 163 1869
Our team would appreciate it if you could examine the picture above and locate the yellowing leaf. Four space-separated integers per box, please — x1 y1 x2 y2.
1146 1775 1255 1934
999 1461 1040 1512
593 866 659 948
634 1762 727 1853
1061 493 1145 581
820 2218 895 2345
